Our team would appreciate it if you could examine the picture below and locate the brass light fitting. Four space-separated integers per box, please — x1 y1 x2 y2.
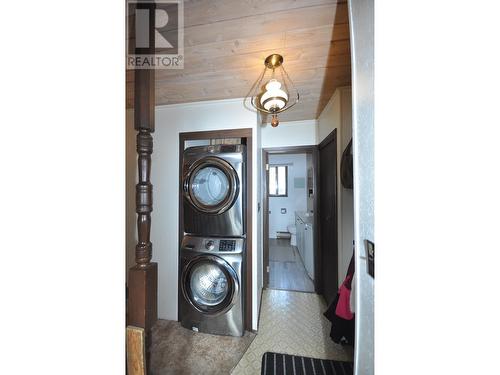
245 54 299 127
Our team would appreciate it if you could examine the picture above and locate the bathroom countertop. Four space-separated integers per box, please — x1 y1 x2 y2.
295 211 314 225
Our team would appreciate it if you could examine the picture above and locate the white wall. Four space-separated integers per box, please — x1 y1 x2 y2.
318 86 354 285
338 89 354 284
268 154 308 238
126 98 262 330
318 91 341 144
261 120 318 148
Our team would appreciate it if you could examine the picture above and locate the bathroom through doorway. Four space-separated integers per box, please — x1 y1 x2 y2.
262 146 320 293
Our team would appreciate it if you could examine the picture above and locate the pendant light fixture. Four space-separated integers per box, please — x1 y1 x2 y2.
245 54 299 127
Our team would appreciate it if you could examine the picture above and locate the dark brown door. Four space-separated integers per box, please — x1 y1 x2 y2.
318 130 338 306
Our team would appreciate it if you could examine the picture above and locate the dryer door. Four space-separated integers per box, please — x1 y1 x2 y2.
181 255 239 316
184 157 239 214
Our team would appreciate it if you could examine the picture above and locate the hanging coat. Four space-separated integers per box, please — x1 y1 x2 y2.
324 250 355 345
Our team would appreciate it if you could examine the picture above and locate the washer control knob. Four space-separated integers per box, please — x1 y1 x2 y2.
205 240 215 251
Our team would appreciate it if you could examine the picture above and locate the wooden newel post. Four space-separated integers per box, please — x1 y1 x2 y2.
128 3 158 336
135 129 153 266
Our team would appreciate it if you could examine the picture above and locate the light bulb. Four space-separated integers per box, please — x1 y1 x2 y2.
271 115 279 127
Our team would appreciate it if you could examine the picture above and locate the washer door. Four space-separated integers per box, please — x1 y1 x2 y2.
184 157 239 214
181 255 239 315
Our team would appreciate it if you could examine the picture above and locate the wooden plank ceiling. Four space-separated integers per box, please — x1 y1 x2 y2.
126 0 351 122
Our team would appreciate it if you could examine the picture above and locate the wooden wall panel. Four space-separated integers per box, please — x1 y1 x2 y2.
126 0 351 122
182 0 346 27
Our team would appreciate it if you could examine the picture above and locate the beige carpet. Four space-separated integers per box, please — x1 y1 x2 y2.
149 320 255 375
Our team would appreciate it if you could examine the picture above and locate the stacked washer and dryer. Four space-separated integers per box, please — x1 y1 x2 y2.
179 144 247 337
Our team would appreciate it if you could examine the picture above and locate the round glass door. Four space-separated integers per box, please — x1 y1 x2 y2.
191 166 230 207
185 157 238 214
190 262 228 306
182 255 239 315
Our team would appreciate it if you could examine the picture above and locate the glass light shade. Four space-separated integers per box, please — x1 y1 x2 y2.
260 79 288 112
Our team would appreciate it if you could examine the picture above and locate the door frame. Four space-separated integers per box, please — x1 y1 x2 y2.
179 128 253 331
317 129 339 303
349 0 374 372
262 145 320 293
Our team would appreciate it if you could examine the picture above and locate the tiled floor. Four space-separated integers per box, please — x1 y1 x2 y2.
269 238 315 292
232 289 353 375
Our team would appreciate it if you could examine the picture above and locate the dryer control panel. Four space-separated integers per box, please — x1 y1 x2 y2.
218 240 236 252
181 236 244 254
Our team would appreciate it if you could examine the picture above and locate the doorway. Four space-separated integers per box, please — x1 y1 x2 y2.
262 146 320 293
318 129 338 306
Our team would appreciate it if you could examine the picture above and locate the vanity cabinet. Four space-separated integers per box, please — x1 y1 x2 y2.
304 223 314 279
295 212 314 281
296 216 305 260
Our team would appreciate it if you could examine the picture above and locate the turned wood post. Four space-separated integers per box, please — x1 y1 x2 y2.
135 81 154 267
128 3 158 333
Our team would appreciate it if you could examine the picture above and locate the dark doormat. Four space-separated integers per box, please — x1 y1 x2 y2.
261 352 354 375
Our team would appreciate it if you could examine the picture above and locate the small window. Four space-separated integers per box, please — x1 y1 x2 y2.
269 165 288 197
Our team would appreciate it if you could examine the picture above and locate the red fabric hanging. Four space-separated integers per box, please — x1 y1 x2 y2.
335 275 354 320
